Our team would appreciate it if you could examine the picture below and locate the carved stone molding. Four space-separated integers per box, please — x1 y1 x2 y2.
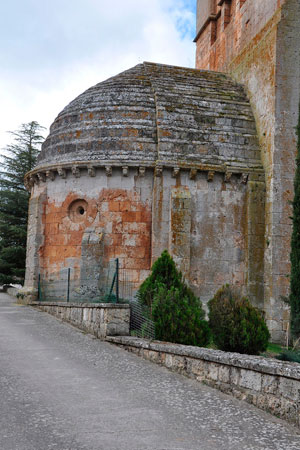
172 167 180 178
189 168 197 180
25 177 34 191
122 166 129 177
105 166 112 177
241 172 249 184
30 174 39 185
207 171 215 182
72 165 80 178
139 166 145 177
224 171 232 183
155 166 163 177
46 170 55 181
88 166 96 177
24 162 263 189
57 167 67 179
37 172 46 182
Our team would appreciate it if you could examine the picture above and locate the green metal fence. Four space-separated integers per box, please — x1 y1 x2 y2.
38 258 132 304
37 257 155 338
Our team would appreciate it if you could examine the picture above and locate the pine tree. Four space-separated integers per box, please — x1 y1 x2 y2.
208 285 270 355
0 122 45 284
137 250 210 347
152 283 210 347
137 250 183 308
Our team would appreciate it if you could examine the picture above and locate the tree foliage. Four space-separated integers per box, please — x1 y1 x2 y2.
138 250 210 347
137 250 183 308
290 105 300 339
208 285 270 355
152 283 210 347
0 121 45 284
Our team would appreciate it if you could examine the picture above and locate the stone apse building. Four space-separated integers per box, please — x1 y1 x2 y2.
23 0 300 343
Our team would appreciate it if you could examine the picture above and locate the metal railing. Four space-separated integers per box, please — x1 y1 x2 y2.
127 298 155 339
37 258 155 338
37 258 132 304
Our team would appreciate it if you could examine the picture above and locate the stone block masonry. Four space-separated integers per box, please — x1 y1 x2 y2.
169 187 191 276
107 336 300 428
195 0 300 342
31 302 130 339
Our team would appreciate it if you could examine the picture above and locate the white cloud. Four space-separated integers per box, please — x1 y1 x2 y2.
0 0 196 151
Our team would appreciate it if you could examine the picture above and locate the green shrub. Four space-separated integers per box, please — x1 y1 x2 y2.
208 285 270 355
137 250 183 308
152 283 210 347
277 350 300 363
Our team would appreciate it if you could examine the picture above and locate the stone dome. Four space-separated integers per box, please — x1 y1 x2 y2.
36 62 261 172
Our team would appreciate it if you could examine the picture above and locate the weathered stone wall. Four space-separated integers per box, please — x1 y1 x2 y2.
195 0 286 72
169 187 192 276
39 168 152 296
27 166 259 306
189 172 248 304
22 183 47 301
267 0 300 341
152 168 263 307
108 335 300 428
195 0 300 342
32 302 130 339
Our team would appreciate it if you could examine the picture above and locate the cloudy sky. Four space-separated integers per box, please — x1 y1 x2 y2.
0 0 196 152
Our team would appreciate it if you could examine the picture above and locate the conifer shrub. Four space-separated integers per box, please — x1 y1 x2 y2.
276 349 300 363
152 283 210 347
208 285 270 355
137 250 183 308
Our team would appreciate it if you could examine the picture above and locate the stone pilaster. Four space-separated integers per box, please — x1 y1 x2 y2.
22 184 47 302
151 171 165 265
245 177 265 310
77 227 104 301
169 187 191 277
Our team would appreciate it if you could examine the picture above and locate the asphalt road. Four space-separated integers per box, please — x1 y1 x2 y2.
0 292 300 450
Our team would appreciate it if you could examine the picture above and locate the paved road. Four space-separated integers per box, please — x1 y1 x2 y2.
0 293 300 450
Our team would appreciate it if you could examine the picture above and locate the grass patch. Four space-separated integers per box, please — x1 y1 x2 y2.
267 343 284 354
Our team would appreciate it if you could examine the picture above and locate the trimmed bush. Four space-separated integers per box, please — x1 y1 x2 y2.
277 350 300 363
137 250 183 308
152 283 210 347
208 285 270 355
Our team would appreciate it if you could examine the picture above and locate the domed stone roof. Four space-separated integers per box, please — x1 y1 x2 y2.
36 62 261 172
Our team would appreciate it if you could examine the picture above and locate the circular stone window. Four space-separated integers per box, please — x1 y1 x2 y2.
68 199 88 223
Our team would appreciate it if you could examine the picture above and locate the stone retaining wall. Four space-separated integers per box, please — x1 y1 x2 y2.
107 336 300 428
31 302 130 339
6 287 20 297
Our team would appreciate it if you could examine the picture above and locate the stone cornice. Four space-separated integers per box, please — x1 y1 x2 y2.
24 159 264 191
